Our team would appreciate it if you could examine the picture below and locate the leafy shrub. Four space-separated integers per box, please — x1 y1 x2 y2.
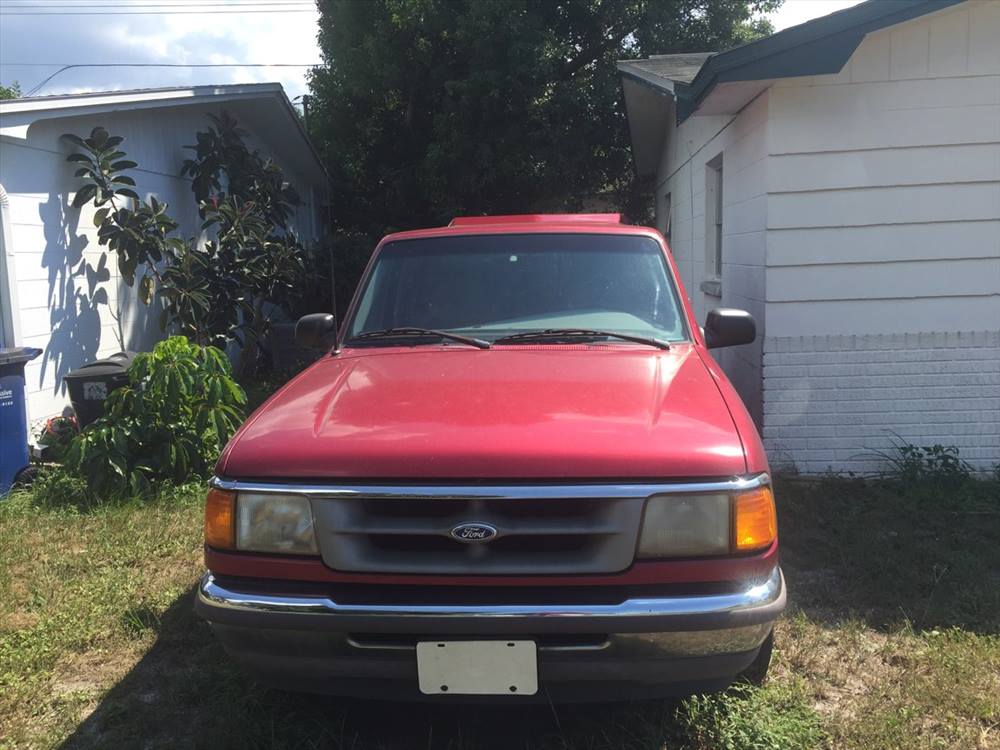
875 437 974 484
7 466 92 511
679 682 826 750
66 115 315 378
66 337 246 497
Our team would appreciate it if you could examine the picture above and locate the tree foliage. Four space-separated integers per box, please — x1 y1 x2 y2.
65 117 315 373
309 0 778 244
0 81 21 100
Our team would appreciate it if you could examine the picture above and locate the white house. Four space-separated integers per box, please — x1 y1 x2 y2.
619 0 999 473
0 83 329 432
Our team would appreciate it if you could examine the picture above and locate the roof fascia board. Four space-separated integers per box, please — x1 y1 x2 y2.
0 84 283 114
0 87 283 140
619 75 674 180
616 63 678 96
678 0 964 121
0 84 329 188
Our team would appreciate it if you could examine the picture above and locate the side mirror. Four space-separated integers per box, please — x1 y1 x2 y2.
704 308 755 349
295 313 338 349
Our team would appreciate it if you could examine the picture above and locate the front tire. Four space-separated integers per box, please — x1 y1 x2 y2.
12 465 39 489
738 630 774 686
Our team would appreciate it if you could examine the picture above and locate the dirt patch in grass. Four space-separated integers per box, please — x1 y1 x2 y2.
1 475 998 749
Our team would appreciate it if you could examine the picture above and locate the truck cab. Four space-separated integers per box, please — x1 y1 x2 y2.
196 214 785 700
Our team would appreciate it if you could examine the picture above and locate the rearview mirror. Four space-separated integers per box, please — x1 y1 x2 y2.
295 313 338 349
704 308 755 349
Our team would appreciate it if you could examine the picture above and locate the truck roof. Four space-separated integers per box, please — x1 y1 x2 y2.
381 214 663 245
449 213 622 227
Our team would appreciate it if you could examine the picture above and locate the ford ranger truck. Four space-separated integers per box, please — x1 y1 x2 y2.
196 213 785 701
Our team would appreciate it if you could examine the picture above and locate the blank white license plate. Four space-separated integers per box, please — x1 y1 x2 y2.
416 640 538 696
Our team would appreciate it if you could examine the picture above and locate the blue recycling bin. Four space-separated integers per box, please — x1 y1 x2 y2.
0 347 42 495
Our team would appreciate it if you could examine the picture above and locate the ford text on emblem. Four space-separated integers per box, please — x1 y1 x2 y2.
450 523 498 542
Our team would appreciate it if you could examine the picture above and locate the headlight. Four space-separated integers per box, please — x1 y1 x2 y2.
235 493 319 555
637 485 776 558
638 493 731 557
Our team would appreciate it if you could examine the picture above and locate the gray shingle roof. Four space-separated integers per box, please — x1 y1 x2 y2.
617 52 714 88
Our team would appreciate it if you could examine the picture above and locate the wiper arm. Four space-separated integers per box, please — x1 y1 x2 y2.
494 329 670 350
349 327 491 350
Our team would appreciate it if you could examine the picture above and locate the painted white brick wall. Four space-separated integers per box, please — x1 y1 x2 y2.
762 330 1000 474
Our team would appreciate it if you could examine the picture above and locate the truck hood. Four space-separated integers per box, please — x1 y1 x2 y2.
220 344 747 480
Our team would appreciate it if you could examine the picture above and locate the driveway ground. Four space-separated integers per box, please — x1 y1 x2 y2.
1 475 997 749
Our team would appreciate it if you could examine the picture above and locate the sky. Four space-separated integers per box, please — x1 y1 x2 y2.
0 0 867 102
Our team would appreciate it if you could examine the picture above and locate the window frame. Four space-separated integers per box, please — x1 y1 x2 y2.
704 154 724 294
343 231 692 344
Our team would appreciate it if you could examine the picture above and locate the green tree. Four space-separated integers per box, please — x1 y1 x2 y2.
308 0 778 304
65 118 318 375
0 81 21 100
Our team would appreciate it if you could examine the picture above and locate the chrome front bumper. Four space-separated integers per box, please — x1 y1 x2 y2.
196 568 784 699
197 567 784 639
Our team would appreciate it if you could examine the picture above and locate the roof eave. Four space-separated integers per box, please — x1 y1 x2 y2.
0 83 329 188
679 0 965 121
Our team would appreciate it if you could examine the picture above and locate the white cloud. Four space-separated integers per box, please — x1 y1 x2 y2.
1 0 867 101
768 0 866 32
0 1 320 100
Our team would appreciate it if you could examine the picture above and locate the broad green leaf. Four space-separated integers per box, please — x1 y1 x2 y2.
71 184 97 208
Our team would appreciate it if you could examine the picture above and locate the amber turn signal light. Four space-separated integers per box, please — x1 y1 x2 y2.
204 487 236 550
734 487 777 552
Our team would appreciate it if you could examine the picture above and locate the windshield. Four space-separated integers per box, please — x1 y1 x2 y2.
348 233 687 343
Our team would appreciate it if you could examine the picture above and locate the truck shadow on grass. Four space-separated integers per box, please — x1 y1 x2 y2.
775 476 1000 636
59 587 695 750
59 477 999 749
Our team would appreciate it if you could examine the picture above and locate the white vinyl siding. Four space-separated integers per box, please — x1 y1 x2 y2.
652 0 1000 470
654 92 770 423
760 1 1000 471
763 1 1000 338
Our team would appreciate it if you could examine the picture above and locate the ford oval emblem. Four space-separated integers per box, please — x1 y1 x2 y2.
450 523 498 543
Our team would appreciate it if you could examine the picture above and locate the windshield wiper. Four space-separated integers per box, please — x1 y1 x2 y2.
494 328 670 350
349 327 491 349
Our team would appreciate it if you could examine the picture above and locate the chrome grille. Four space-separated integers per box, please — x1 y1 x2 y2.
310 491 646 575
211 476 771 577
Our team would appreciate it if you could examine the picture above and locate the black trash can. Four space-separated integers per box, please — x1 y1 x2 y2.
0 347 42 495
63 351 136 429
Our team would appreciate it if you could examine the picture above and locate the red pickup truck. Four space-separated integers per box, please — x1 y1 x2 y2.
196 214 785 701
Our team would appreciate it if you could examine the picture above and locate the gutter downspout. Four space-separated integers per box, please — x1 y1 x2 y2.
0 184 23 348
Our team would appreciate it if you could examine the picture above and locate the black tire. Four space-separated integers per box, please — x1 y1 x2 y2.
12 465 41 488
738 630 774 686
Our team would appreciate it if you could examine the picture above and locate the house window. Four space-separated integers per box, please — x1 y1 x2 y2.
702 154 723 296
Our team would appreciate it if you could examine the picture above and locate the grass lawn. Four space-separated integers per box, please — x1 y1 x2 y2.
1 474 998 749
